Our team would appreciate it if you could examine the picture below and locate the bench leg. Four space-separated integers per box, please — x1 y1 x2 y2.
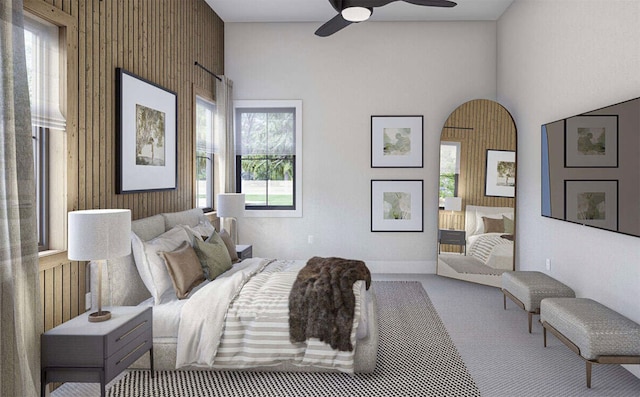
503 293 506 310
543 326 547 347
528 312 533 333
586 361 592 388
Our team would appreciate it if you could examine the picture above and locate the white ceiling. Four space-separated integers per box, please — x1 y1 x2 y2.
205 0 515 23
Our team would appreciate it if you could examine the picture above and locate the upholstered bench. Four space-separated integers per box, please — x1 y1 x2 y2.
540 298 640 388
501 271 575 333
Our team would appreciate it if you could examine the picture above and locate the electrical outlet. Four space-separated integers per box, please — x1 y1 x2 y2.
545 258 551 271
85 292 91 311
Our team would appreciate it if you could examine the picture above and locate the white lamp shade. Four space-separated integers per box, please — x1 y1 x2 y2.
341 7 372 22
68 209 131 261
444 197 462 212
217 193 245 218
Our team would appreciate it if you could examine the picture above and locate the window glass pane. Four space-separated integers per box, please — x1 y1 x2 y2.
242 178 267 206
439 142 460 207
235 101 301 214
195 96 215 208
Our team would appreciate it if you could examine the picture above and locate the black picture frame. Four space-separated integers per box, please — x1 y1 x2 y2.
116 68 178 194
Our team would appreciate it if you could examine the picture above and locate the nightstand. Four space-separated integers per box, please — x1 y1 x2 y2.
41 306 153 397
236 244 253 260
438 229 466 255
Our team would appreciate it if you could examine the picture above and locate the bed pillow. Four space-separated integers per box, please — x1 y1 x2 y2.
482 216 505 233
131 226 192 304
219 229 239 263
194 231 233 280
503 215 514 234
161 241 206 299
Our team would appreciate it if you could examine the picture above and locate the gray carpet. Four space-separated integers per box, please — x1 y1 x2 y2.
105 281 479 397
420 274 640 397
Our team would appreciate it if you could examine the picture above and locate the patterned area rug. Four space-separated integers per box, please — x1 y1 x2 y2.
107 281 479 397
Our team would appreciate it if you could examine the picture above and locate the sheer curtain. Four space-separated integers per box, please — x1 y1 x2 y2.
216 76 234 193
0 0 42 395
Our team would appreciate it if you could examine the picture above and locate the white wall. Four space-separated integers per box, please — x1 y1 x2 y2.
225 21 498 273
497 0 640 377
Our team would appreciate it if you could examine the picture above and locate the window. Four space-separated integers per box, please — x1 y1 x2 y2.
439 141 461 208
195 96 216 209
24 12 66 251
234 100 302 217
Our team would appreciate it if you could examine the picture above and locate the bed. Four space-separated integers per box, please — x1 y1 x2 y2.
437 205 514 287
90 209 378 374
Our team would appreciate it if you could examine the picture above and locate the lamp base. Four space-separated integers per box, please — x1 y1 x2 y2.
88 310 111 322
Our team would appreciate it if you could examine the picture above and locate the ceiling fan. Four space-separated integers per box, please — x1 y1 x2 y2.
315 0 457 37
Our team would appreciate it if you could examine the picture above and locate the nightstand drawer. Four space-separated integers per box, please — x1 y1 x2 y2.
236 244 252 260
106 308 152 357
105 331 152 381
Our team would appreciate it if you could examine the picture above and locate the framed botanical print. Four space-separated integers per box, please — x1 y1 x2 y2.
371 115 423 168
565 115 618 168
371 180 423 232
485 150 516 197
116 68 177 193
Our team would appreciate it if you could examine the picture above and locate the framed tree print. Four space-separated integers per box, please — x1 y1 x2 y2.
371 115 423 168
371 180 423 232
116 68 177 193
485 149 516 197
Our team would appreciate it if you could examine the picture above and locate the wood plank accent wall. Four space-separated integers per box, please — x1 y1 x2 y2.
31 0 224 333
439 99 517 251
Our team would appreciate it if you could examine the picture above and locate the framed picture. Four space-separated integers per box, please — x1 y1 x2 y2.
485 150 516 197
564 180 618 231
116 68 177 193
565 115 618 168
371 115 423 168
371 180 423 232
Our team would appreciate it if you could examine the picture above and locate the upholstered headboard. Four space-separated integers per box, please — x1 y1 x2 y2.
90 208 215 309
464 205 514 239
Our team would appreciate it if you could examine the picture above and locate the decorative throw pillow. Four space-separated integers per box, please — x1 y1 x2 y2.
219 229 239 263
161 241 205 299
503 215 514 234
482 216 505 234
131 226 192 304
194 232 233 280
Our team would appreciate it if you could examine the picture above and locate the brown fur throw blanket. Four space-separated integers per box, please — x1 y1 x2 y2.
289 256 371 351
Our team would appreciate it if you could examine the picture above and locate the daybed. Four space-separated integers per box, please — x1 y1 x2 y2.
438 205 514 287
90 208 378 374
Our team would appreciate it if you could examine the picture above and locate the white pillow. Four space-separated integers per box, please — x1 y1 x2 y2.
188 217 216 238
131 226 192 304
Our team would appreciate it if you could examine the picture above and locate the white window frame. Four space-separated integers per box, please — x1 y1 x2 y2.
233 100 302 218
195 95 216 210
24 11 66 252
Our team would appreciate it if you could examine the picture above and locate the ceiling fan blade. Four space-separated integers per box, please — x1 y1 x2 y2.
328 0 343 12
402 0 457 7
315 14 353 37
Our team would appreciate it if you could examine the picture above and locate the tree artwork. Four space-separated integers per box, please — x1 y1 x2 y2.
136 104 166 166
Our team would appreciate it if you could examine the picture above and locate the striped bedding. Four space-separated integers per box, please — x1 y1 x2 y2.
467 233 512 265
176 258 363 373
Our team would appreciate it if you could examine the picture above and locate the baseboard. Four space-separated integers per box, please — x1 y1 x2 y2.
366 260 436 274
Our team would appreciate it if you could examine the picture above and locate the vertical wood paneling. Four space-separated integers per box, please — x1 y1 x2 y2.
439 99 517 252
35 0 224 332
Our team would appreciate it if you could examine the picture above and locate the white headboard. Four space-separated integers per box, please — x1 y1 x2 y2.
465 205 514 238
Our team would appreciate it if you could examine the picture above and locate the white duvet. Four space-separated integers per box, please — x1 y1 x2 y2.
175 258 364 373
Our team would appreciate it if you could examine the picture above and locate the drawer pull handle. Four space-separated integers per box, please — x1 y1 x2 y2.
117 320 147 342
116 341 147 366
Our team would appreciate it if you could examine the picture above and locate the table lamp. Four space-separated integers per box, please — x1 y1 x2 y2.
68 209 131 322
444 197 462 230
217 193 245 244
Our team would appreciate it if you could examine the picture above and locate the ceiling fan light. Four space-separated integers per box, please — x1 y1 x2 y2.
341 7 372 22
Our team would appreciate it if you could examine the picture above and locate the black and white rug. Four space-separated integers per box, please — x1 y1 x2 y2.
107 281 480 397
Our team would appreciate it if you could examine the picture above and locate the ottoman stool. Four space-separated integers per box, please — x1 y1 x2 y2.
541 298 640 388
501 271 575 333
